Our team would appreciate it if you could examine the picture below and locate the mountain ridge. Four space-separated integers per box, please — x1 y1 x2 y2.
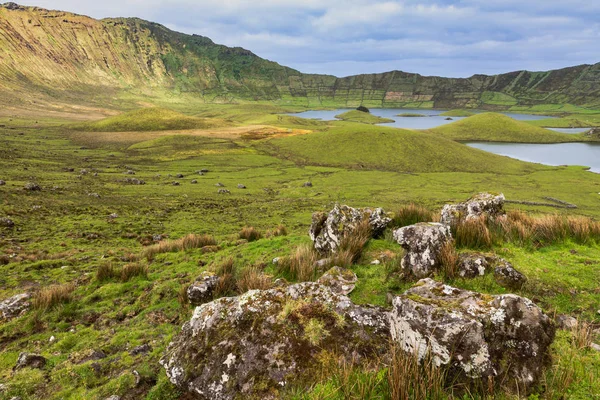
1 2 599 111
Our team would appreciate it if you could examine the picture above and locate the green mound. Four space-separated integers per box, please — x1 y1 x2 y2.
70 108 229 132
440 109 477 117
264 123 542 174
430 112 585 143
396 113 427 117
334 110 394 124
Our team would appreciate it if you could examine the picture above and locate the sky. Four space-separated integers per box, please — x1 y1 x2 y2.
16 0 600 78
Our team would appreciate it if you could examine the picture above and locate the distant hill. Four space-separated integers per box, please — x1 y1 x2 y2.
1 2 599 110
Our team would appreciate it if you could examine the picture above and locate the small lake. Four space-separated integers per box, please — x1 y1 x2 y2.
288 108 553 130
466 142 600 173
547 128 590 134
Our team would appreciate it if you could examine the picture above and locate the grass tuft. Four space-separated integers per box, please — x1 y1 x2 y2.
277 245 319 282
142 234 217 260
237 266 273 293
392 204 435 228
120 263 148 282
33 284 74 310
239 227 262 242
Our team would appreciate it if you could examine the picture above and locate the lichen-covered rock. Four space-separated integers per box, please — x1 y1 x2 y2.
440 193 505 225
389 278 555 395
317 266 358 295
0 293 30 321
161 282 389 400
0 180 5 186
0 217 14 228
457 253 490 278
23 182 41 191
309 204 391 254
187 273 220 306
494 259 527 289
555 314 578 330
393 223 452 278
13 353 46 370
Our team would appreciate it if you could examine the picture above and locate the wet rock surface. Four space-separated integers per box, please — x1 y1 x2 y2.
393 223 452 278
389 278 555 395
440 192 505 225
309 204 390 254
161 282 389 400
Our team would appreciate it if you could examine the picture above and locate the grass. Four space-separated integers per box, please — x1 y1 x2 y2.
69 107 230 132
392 204 436 228
32 284 74 310
430 112 591 143
334 110 394 124
1 106 600 399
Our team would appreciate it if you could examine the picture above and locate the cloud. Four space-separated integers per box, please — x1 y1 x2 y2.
15 0 600 77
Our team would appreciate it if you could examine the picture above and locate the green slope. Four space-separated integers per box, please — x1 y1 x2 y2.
262 123 544 174
334 110 394 124
429 113 588 143
70 108 229 132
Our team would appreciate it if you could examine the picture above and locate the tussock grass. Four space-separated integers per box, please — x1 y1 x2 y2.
571 321 593 350
330 218 372 268
266 225 288 238
213 258 237 298
392 203 435 228
120 263 148 282
239 226 262 242
142 234 217 259
453 215 493 249
387 346 447 400
438 240 459 280
96 263 118 282
277 245 319 282
237 266 273 292
177 284 189 308
33 284 75 310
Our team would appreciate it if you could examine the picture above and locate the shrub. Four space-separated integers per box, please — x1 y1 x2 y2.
392 204 435 228
120 263 148 282
239 227 262 242
33 284 75 310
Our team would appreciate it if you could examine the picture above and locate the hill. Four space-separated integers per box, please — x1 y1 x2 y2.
334 110 394 124
69 108 229 132
1 3 600 111
429 113 588 143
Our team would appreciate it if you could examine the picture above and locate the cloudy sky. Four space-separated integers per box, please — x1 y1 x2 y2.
18 0 600 77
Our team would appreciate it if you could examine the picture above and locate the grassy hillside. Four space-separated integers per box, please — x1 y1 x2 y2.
69 108 229 132
334 110 394 124
262 123 543 174
430 112 589 143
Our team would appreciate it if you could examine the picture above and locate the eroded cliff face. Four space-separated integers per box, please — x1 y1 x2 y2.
1 3 599 109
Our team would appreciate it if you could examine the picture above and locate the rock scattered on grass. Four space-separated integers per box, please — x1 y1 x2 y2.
393 222 452 278
13 352 46 371
176 174 184 178
440 192 505 225
172 181 180 186
0 293 30 321
0 217 14 227
302 182 313 187
317 266 358 295
216 183 225 187
237 184 246 189
191 179 198 184
217 189 230 194
555 314 578 330
187 273 220 306
0 180 5 185
23 182 41 191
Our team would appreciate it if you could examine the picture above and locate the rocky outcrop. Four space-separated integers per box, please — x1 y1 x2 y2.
393 223 452 278
14 353 47 370
440 193 505 225
187 273 220 306
493 259 527 289
389 279 555 394
317 266 358 295
161 282 389 400
457 253 526 289
0 293 30 321
309 204 390 254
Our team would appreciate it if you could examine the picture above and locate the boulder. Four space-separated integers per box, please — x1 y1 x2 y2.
187 273 220 306
302 182 313 187
457 253 527 288
176 174 184 178
317 266 358 295
440 193 505 225
14 353 46 370
0 217 14 228
23 182 41 191
493 259 527 289
555 314 578 330
130 343 152 356
217 189 230 194
0 180 5 185
0 293 30 321
457 253 490 278
309 204 391 254
161 282 389 400
237 184 246 189
389 278 555 394
393 223 452 278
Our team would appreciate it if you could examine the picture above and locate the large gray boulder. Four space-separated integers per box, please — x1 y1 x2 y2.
161 282 389 400
0 293 30 321
393 223 452 278
309 204 390 254
440 192 505 225
389 279 555 395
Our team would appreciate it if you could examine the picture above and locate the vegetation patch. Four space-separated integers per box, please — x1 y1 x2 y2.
334 110 394 124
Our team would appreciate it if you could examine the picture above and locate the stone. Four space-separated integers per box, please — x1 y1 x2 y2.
457 253 490 278
440 193 505 225
130 343 152 356
0 217 14 227
108 213 118 219
494 259 527 289
125 170 136 175
191 179 198 184
216 183 225 187
187 273 220 306
88 193 101 198
590 343 600 352
0 293 30 321
237 184 246 189
124 178 145 185
105 396 121 400
317 266 358 295
161 282 389 400
309 204 391 254
389 278 555 395
176 174 184 178
555 314 578 330
172 181 180 186
272 257 280 265
217 189 230 194
0 180 5 185
302 182 313 187
14 352 47 370
80 169 88 175
23 182 41 191
393 223 452 278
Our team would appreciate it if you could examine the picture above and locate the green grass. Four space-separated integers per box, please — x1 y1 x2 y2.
69 107 230 132
334 110 394 124
2 106 600 399
430 112 591 143
439 109 477 117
